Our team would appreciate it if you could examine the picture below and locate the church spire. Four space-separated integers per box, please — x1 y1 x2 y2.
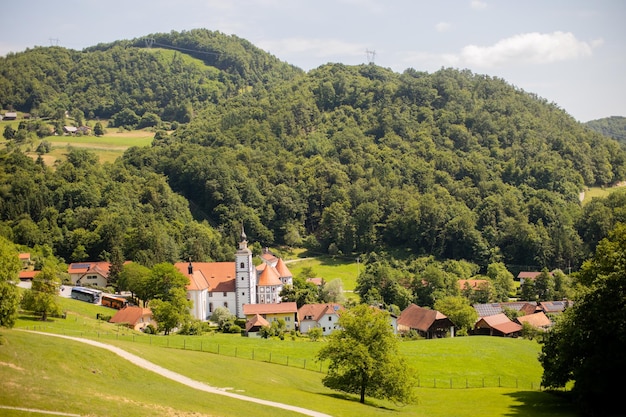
239 223 248 250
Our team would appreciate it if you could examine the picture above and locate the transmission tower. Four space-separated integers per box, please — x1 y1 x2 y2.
365 49 376 64
145 38 155 48
49 38 60 46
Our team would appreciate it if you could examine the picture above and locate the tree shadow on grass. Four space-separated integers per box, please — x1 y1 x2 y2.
316 392 397 411
503 390 579 416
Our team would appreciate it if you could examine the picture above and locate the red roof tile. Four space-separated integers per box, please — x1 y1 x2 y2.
109 306 152 326
174 262 236 293
298 303 343 322
256 263 282 286
475 313 522 335
398 304 448 332
19 270 39 280
245 314 270 332
274 258 292 278
516 312 552 328
243 302 298 316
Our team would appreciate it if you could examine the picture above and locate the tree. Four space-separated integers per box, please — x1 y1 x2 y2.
0 236 21 328
486 262 515 302
434 296 477 336
150 299 181 335
93 122 104 136
316 304 416 404
21 267 62 321
210 306 235 332
117 262 151 306
3 125 15 140
539 224 626 416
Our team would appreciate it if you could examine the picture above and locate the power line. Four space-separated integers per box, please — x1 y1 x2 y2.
49 38 60 46
365 49 376 64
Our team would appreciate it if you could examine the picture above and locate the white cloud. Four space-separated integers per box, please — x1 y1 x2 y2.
435 22 451 33
470 0 487 10
459 31 602 68
258 37 366 59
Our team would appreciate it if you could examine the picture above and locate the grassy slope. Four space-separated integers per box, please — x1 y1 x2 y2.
2 298 578 417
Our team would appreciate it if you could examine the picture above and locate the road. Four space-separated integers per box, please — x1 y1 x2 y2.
25 331 333 417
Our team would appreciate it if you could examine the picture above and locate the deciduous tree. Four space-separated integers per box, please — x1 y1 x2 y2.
317 304 416 404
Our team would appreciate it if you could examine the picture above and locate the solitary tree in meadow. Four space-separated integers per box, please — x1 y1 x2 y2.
317 304 416 404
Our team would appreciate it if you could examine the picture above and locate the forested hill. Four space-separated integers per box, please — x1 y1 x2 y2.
586 116 626 144
0 29 301 121
1 29 626 273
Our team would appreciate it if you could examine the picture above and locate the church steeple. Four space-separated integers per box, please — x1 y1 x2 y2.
239 224 248 250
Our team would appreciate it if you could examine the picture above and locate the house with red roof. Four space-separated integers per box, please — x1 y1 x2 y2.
242 302 298 331
109 306 156 331
398 304 454 338
516 311 552 330
473 313 522 337
298 303 344 335
174 227 294 320
68 261 113 287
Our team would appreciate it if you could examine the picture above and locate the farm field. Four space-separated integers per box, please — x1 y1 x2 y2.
288 255 360 293
1 297 579 417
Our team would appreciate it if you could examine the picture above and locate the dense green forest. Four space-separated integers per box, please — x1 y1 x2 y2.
586 115 626 145
1 29 626 274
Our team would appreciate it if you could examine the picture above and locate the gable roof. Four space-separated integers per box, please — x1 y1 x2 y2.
539 300 570 313
298 303 343 322
473 301 538 317
516 312 552 328
109 306 152 325
19 270 39 280
517 271 553 280
174 262 236 293
398 304 449 332
245 313 270 332
243 302 298 316
68 261 112 276
475 313 522 335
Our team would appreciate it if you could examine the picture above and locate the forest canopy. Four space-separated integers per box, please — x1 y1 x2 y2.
1 29 626 274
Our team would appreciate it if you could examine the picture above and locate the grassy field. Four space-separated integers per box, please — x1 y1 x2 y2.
288 255 360 292
1 118 154 165
0 297 578 417
581 184 626 205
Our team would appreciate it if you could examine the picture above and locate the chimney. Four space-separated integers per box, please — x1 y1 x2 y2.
188 261 193 275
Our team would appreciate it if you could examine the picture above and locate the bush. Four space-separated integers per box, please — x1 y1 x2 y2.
308 327 323 341
228 324 242 334
143 324 156 334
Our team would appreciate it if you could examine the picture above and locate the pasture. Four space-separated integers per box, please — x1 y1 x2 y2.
1 297 578 417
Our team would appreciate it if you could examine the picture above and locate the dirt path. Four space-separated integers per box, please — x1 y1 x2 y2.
25 331 332 417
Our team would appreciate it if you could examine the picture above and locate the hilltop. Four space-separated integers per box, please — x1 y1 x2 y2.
1 29 626 272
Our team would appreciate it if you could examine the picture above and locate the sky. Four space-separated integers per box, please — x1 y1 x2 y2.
1 0 624 122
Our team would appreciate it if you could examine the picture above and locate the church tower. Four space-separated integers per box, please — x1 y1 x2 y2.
235 225 256 318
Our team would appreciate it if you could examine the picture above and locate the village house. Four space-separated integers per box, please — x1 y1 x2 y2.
242 302 298 332
473 313 522 337
109 306 156 331
174 227 294 320
67 261 113 287
516 311 552 330
397 303 455 338
297 303 343 335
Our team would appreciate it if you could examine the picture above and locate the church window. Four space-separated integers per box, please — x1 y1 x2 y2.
242 292 245 296
223 292 227 297
224 302 228 308
240 262 245 269
209 303 213 312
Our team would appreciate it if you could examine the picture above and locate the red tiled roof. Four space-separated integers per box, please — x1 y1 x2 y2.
517 271 553 280
398 304 448 332
274 258 292 278
19 253 31 260
306 278 323 286
475 313 522 335
68 261 112 275
109 306 152 325
245 313 270 332
256 263 282 286
516 312 552 328
19 270 39 280
243 302 298 316
174 262 236 293
298 303 343 322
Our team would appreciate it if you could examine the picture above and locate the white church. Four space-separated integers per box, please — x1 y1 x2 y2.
174 228 293 319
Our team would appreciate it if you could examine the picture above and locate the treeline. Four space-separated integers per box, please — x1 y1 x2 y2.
0 150 232 266
1 31 626 273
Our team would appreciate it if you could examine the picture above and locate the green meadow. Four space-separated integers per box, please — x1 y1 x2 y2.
0 297 578 417
288 255 361 293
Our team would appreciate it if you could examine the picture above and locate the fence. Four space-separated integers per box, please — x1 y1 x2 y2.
22 325 544 390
